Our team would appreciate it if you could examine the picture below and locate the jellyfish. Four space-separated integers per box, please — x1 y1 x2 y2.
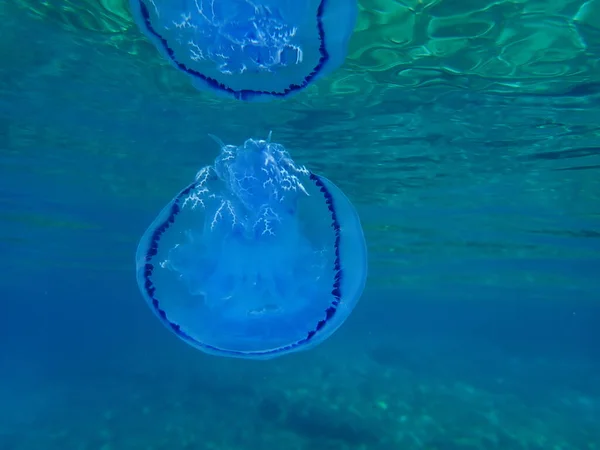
136 134 367 359
129 0 357 101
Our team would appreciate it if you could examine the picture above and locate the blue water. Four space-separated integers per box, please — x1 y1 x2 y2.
1 2 600 449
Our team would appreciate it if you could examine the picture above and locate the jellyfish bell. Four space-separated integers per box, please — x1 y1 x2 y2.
136 135 367 359
129 0 358 101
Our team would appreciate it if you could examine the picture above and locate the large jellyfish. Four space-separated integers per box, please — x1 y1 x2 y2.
136 135 367 359
129 0 357 101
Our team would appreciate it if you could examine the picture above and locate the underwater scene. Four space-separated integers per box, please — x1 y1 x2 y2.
1 0 599 449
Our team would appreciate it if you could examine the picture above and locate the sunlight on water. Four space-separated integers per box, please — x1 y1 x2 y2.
9 0 600 95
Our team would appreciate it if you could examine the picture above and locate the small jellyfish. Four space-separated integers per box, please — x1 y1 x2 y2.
129 0 357 101
136 135 367 359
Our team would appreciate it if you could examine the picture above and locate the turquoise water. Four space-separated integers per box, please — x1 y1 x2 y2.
1 1 600 449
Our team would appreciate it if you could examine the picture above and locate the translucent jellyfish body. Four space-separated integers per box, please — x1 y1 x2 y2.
136 136 367 359
129 0 357 101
